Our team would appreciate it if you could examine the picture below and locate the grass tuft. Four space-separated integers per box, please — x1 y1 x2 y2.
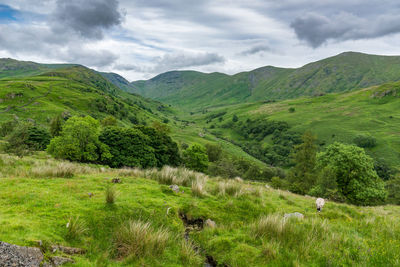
65 216 87 241
113 220 169 259
105 186 117 204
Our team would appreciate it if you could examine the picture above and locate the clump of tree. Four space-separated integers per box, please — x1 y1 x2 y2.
47 116 111 163
5 121 50 156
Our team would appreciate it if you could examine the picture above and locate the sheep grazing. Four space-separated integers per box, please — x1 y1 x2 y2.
316 198 325 212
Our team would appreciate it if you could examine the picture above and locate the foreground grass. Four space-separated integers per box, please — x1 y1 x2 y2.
0 154 399 266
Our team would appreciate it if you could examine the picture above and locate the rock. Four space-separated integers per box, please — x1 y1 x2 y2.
111 178 122 184
51 245 86 255
0 241 43 267
169 184 180 193
205 219 216 228
284 212 304 220
88 192 94 198
50 256 75 266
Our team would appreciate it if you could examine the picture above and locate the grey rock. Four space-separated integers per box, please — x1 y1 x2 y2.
169 184 180 193
51 245 86 255
0 241 43 267
205 219 216 228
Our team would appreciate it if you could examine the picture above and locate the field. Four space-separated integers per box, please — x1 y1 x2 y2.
0 153 399 266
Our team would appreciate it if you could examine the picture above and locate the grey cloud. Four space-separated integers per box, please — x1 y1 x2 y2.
115 52 225 73
52 0 123 39
241 45 271 55
291 11 400 47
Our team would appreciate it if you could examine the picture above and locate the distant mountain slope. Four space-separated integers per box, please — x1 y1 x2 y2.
129 52 400 109
0 61 166 127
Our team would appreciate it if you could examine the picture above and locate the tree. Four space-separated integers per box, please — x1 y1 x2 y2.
101 115 117 127
183 144 209 172
47 116 111 163
134 125 181 167
317 142 387 205
5 122 50 156
288 132 317 194
99 126 157 168
205 143 222 162
50 114 63 137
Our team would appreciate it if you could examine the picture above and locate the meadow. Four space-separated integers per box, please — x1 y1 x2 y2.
0 153 399 266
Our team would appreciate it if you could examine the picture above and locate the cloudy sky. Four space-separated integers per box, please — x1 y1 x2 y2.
1 0 400 80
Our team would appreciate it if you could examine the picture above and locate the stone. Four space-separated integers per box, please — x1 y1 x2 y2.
169 184 180 193
50 256 75 266
284 212 304 220
51 245 86 255
0 241 43 267
205 219 216 228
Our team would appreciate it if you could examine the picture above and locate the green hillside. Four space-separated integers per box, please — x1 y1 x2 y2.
129 52 400 110
185 81 400 169
1 153 399 266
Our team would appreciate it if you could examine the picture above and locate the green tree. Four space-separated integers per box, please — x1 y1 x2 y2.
101 115 117 127
134 125 181 167
99 126 157 168
5 122 50 156
183 144 209 172
50 114 63 137
288 132 317 194
47 116 111 163
317 142 387 205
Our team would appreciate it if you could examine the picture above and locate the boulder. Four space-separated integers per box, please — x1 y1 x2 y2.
0 241 43 267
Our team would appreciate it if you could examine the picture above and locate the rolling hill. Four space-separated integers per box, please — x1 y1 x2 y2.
129 52 400 110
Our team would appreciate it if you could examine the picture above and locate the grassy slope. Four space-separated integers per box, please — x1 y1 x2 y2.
0 153 399 266
185 81 400 168
129 52 400 110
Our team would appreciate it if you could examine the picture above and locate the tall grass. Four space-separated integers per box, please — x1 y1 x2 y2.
180 239 203 266
113 220 169 259
65 216 87 241
105 186 117 204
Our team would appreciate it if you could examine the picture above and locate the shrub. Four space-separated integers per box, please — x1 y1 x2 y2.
270 177 290 190
65 216 87 241
113 220 169 258
183 144 209 172
288 107 295 113
50 114 63 137
386 176 400 204
353 134 377 148
0 120 17 137
101 115 117 127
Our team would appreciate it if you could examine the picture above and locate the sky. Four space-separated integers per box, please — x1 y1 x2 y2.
1 0 400 81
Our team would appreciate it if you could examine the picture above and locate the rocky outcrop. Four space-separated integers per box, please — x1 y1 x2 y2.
0 241 43 267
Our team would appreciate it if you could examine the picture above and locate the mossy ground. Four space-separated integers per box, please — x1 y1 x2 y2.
0 153 399 266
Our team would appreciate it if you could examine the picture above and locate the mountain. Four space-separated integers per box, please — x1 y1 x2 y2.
129 52 400 109
0 59 166 127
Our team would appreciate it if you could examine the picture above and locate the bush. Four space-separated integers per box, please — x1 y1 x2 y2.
353 134 377 148
0 120 17 137
50 114 63 137
317 142 387 205
47 116 111 163
288 107 295 113
183 144 209 172
113 220 169 258
270 177 290 190
101 115 117 127
386 176 400 204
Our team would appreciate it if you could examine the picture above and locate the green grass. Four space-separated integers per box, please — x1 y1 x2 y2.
0 153 399 266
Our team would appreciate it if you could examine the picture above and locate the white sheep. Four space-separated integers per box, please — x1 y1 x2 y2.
316 198 325 212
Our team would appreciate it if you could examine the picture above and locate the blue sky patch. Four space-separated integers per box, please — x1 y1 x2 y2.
0 4 18 22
